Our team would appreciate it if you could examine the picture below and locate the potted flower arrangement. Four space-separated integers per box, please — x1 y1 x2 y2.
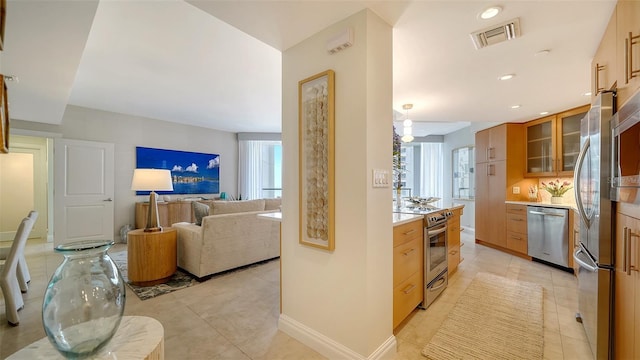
540 179 572 204
392 126 405 208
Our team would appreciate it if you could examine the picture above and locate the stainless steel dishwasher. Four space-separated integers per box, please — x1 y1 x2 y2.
527 206 569 267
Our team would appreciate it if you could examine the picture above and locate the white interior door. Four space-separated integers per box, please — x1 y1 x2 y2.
54 139 114 247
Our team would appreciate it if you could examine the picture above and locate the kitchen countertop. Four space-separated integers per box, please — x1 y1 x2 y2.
392 212 423 226
505 200 577 212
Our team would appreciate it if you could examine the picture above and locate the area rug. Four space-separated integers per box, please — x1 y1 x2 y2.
421 272 543 360
109 251 199 301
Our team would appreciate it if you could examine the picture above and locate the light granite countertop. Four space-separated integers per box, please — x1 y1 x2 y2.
392 212 423 226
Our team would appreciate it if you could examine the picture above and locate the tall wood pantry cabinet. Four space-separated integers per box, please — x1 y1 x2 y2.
475 124 525 249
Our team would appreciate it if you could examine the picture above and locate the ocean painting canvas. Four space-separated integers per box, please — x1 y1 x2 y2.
135 146 220 195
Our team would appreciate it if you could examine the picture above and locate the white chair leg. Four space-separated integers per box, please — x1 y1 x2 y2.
0 269 24 325
17 259 29 293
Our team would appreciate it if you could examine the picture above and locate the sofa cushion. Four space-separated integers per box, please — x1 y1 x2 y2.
192 202 210 226
264 198 282 211
211 199 265 215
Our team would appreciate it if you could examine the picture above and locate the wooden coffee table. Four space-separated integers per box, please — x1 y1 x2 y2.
127 228 177 286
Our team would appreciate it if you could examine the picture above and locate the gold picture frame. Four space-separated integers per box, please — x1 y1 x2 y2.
298 70 335 250
0 75 8 154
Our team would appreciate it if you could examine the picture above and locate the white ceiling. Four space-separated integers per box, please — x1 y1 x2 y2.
1 0 617 137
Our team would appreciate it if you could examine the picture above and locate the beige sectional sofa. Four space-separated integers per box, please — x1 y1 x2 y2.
172 198 281 279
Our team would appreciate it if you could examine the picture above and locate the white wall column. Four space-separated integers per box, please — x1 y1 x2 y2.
281 9 394 359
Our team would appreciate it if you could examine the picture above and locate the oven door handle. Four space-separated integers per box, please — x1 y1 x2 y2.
427 226 447 237
429 276 447 291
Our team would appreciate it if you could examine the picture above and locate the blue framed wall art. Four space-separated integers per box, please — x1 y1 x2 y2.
135 146 220 195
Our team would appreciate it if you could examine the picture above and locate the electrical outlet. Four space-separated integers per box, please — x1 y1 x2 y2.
513 186 520 194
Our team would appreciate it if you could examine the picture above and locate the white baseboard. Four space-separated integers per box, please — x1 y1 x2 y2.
278 314 397 360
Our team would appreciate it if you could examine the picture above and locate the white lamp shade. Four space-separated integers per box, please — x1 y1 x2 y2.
131 169 174 191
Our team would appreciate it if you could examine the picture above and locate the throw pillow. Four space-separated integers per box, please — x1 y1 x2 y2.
211 199 266 215
192 202 210 226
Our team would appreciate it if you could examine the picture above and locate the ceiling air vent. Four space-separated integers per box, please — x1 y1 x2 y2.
470 18 521 50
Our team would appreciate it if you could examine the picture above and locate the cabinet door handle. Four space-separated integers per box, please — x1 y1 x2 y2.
511 235 522 240
594 63 605 95
402 248 415 256
511 218 524 222
487 164 495 176
626 32 640 84
573 229 580 247
402 284 417 294
624 227 629 274
629 228 640 273
403 229 416 235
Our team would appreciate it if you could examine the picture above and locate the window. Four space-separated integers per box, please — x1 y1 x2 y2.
402 142 444 206
452 146 475 200
238 140 282 200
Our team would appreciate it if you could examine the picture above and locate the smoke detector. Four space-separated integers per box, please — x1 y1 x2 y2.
470 18 521 50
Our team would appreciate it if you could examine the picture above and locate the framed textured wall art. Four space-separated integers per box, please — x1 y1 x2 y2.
0 76 8 154
298 69 335 250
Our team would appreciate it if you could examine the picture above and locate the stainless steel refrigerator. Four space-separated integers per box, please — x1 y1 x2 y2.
573 91 615 360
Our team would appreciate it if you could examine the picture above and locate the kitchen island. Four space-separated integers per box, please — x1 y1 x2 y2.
391 205 464 329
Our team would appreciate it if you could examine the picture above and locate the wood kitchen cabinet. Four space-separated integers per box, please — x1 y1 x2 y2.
614 204 640 360
616 0 640 108
447 206 463 275
592 7 618 101
506 204 527 255
524 105 588 177
475 124 506 163
393 218 424 329
475 124 525 250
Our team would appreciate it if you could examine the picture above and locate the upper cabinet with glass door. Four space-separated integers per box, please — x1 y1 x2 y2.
525 104 589 177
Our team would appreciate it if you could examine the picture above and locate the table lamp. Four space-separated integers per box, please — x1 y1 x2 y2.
131 169 174 232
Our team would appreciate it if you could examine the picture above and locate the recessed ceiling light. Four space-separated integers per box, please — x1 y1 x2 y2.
583 91 592 96
511 104 521 109
535 49 551 57
479 6 502 20
540 111 549 115
499 74 515 81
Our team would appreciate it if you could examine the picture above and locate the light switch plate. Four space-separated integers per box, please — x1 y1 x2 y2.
513 186 520 194
372 169 390 188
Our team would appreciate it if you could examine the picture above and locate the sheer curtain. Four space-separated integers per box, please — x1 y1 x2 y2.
419 143 444 206
238 139 282 200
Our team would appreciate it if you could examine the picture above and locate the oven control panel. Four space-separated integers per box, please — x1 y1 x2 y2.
426 210 452 227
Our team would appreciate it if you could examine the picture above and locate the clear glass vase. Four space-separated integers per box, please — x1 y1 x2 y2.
42 240 126 358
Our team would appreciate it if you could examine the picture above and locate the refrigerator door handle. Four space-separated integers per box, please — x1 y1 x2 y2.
574 137 591 228
573 246 598 272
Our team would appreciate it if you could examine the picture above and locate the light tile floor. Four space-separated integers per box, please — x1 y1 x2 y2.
0 230 591 359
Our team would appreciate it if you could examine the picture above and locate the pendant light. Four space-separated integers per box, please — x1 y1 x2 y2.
401 104 414 143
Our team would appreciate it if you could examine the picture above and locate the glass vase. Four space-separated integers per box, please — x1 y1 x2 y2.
395 188 403 209
42 240 126 358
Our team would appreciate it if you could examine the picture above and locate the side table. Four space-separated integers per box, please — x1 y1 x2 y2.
7 316 164 359
127 228 177 286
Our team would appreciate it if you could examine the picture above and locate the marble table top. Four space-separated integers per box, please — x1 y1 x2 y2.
7 316 164 359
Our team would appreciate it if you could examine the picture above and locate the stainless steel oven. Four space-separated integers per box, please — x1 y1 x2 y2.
394 206 452 309
423 210 451 308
